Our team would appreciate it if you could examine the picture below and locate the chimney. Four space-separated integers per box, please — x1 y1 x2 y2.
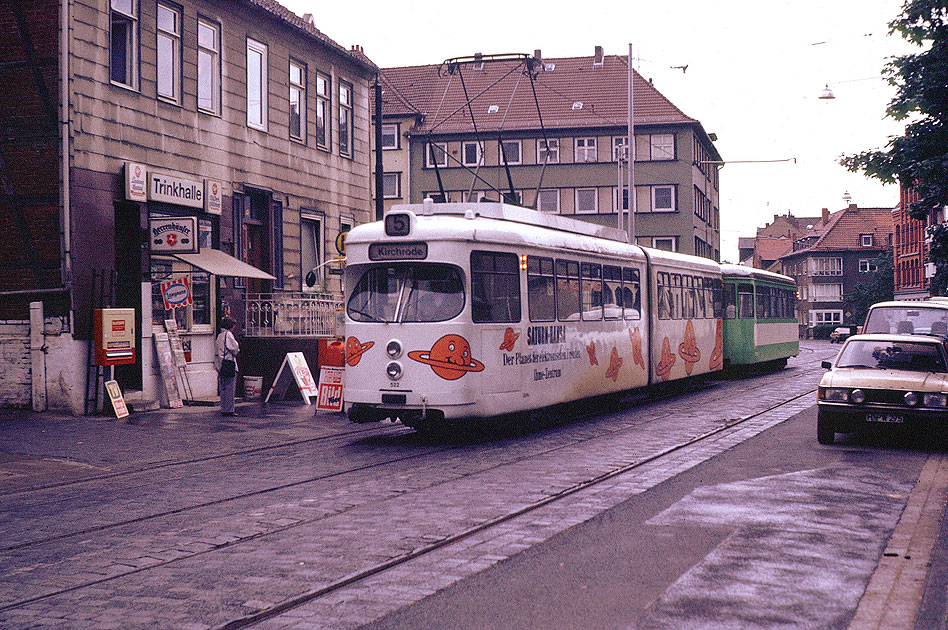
302 13 315 26
534 49 542 64
594 45 604 66
821 208 829 224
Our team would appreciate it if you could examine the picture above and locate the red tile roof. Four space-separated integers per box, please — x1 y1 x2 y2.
779 206 894 258
378 54 708 140
245 0 377 72
755 237 794 261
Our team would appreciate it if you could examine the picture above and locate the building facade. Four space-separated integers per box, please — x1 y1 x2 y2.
1 0 375 412
778 205 893 335
374 48 722 260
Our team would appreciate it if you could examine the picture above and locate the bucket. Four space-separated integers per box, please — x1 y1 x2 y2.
243 376 263 400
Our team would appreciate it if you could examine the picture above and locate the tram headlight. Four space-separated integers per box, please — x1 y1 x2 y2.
904 391 919 406
924 393 948 407
386 361 403 380
386 339 403 359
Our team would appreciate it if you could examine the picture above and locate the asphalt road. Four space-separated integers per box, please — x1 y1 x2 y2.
364 407 934 630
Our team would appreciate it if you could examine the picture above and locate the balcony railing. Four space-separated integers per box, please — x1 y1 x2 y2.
244 292 343 338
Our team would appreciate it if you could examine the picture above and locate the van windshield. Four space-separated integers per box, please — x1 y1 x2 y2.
347 263 464 323
864 305 948 337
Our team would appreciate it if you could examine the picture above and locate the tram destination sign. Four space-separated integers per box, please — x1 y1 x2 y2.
369 242 428 261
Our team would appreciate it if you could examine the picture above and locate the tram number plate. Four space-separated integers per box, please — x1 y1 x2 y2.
866 413 903 424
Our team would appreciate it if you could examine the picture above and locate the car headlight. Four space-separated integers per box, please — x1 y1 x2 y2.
820 388 850 402
904 392 919 406
850 389 866 404
923 392 948 408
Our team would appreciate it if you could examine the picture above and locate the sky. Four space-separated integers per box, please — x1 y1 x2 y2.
283 0 916 262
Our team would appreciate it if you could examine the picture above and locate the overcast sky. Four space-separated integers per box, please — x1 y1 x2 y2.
283 0 915 261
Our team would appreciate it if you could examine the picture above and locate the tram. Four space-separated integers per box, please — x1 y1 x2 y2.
720 264 799 369
341 200 795 429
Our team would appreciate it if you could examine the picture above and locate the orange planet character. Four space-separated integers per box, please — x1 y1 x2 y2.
499 327 520 352
629 327 645 369
678 320 701 375
345 336 374 366
709 319 724 371
605 347 623 382
586 341 598 365
655 337 676 381
408 334 486 380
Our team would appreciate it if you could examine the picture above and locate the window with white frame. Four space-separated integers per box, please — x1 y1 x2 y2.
537 139 559 164
339 81 353 157
809 283 842 302
289 60 306 141
197 18 220 114
110 0 138 88
426 142 448 168
246 38 268 130
575 137 597 163
301 214 324 290
382 172 401 198
537 189 559 213
652 185 676 211
809 309 842 327
650 134 675 160
809 257 842 276
381 123 399 149
462 141 482 166
500 140 522 165
463 191 486 203
315 72 330 150
575 188 598 214
156 3 181 102
652 237 678 252
502 190 522 205
613 136 629 161
613 187 630 211
861 233 873 247
859 259 878 273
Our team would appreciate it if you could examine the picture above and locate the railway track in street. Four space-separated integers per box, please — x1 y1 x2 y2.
0 344 839 628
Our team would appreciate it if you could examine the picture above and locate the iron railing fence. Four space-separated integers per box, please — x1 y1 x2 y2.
244 292 343 338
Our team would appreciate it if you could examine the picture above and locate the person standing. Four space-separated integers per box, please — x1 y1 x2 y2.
215 317 240 416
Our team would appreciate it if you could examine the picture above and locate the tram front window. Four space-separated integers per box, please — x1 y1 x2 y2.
348 264 464 323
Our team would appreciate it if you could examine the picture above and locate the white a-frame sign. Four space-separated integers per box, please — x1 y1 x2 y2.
265 352 319 404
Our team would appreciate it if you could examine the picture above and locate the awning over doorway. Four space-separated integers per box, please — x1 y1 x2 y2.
172 248 276 280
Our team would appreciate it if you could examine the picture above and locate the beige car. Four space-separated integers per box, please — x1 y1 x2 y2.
817 333 948 444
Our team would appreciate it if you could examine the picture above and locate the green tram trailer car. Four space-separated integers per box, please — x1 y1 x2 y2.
720 264 799 369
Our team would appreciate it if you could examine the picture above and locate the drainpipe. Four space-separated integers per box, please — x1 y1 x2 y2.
374 79 384 220
60 0 72 298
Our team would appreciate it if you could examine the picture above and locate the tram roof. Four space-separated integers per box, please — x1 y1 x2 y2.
719 263 794 285
391 200 631 243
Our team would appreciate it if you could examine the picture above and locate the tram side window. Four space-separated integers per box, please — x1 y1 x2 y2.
738 283 755 318
603 265 622 320
556 259 581 321
581 262 603 321
658 272 672 320
712 278 723 318
683 276 695 319
724 284 737 319
527 256 555 322
623 267 641 320
694 277 706 319
671 274 682 319
471 251 521 323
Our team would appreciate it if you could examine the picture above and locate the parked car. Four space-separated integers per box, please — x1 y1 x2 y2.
829 326 852 343
817 333 948 444
863 300 948 337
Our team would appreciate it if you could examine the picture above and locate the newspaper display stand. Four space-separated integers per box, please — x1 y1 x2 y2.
153 332 183 408
265 352 319 404
163 320 194 403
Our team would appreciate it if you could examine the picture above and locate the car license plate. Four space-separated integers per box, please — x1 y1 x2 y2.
866 413 904 424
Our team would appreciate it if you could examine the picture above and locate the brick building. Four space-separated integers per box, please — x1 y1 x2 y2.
1 0 375 412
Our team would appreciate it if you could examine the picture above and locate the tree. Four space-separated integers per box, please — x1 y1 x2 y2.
844 250 895 325
840 1 948 294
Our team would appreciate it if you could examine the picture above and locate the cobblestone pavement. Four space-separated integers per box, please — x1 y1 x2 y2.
1 341 908 629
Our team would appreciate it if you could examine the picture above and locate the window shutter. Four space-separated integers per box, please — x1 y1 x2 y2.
270 198 284 288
